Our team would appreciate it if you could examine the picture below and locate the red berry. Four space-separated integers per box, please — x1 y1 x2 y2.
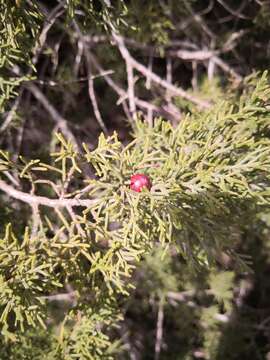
130 173 151 192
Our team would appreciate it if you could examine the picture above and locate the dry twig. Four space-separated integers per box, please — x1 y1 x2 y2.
27 83 79 150
73 21 108 134
0 180 97 208
111 32 211 109
155 300 164 360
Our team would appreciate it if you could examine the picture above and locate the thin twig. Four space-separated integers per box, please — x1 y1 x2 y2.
126 61 136 117
73 21 108 134
33 72 114 87
86 63 109 134
217 0 250 19
42 291 77 302
112 32 211 109
0 94 21 133
84 35 217 61
212 56 242 82
146 53 154 89
66 206 86 237
33 4 65 65
166 57 173 103
89 54 181 120
183 0 216 39
31 203 41 238
155 300 164 360
2 171 20 187
26 83 79 150
74 39 84 77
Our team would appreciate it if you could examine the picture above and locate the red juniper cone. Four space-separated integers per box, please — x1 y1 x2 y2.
130 173 152 192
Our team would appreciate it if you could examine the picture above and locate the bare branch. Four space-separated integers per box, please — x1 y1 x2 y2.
166 57 173 102
83 35 217 61
146 54 154 89
26 83 79 150
111 32 211 109
86 64 109 134
74 39 84 76
84 33 243 81
0 180 98 208
2 171 20 187
73 21 108 135
217 0 250 19
89 54 181 120
0 94 21 134
183 1 216 39
126 61 136 117
33 72 114 87
42 291 77 302
31 203 41 238
212 56 242 82
155 300 164 360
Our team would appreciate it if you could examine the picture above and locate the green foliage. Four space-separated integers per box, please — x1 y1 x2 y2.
0 328 58 360
209 271 234 312
1 0 270 356
124 0 175 44
0 0 127 113
66 0 129 32
124 248 237 359
0 0 42 112
0 224 61 332
57 307 122 360
0 0 42 69
0 73 270 357
0 74 32 113
140 247 178 297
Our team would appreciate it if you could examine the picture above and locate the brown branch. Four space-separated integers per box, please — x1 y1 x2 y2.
85 34 243 81
0 94 21 134
33 4 65 65
26 83 79 150
42 291 77 302
126 61 136 117
0 180 97 208
86 61 108 134
217 0 250 19
73 21 108 134
154 300 164 360
111 32 211 109
84 35 216 61
33 72 114 87
89 54 181 120
212 56 242 82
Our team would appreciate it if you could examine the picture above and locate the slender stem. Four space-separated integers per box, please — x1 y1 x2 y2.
155 299 164 360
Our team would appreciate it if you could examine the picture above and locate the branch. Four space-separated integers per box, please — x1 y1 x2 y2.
73 21 108 134
84 34 243 81
217 0 250 19
0 94 21 133
0 180 97 208
89 54 181 120
83 35 216 61
33 4 65 65
42 291 77 302
111 33 211 109
154 300 164 360
126 60 136 117
26 83 79 150
212 56 242 82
